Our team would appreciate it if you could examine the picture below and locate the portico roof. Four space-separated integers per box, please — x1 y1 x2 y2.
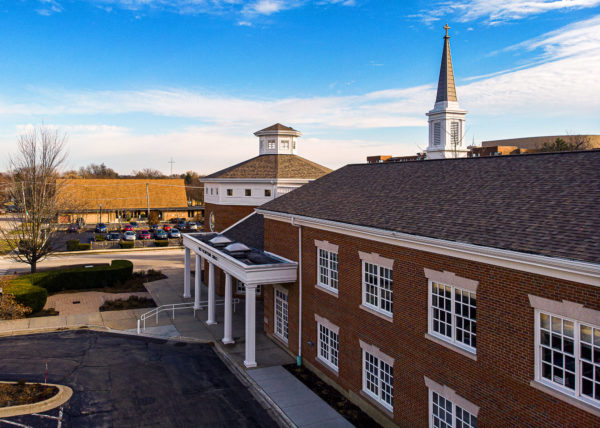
182 232 297 286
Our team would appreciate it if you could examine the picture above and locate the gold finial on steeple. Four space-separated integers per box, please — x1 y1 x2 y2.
443 24 450 38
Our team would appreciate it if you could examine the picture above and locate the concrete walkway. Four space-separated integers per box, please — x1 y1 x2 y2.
248 366 354 428
45 291 150 315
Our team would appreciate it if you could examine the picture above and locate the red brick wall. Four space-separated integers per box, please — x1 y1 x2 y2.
263 218 600 427
204 202 256 233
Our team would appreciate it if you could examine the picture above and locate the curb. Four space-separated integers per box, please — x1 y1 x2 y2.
55 246 184 256
0 382 73 418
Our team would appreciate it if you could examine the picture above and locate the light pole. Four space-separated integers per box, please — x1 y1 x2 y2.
99 204 102 224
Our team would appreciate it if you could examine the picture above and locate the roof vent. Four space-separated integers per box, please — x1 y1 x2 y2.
209 235 233 247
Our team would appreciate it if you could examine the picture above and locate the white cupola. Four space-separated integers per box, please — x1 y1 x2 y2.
426 25 468 160
254 123 302 155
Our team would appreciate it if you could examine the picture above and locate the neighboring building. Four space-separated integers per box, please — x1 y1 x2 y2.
425 25 468 160
57 178 196 224
202 123 331 232
482 135 600 150
254 150 600 427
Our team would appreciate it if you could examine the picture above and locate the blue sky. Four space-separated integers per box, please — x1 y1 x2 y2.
0 0 599 174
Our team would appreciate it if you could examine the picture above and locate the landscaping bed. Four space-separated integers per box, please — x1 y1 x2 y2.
284 364 381 428
100 295 156 311
0 381 58 408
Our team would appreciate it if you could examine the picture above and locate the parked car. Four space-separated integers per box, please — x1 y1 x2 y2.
150 224 159 232
169 228 181 238
123 231 136 241
138 230 151 240
95 223 107 233
107 232 121 241
154 229 168 240
188 222 198 231
130 221 139 228
169 218 180 224
67 224 79 233
124 224 134 232
177 221 187 230
163 225 172 232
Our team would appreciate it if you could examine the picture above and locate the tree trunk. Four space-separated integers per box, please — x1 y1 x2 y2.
30 259 37 273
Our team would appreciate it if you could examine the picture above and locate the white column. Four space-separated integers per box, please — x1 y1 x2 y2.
244 284 258 368
183 247 191 298
222 273 234 344
206 262 217 325
194 254 202 310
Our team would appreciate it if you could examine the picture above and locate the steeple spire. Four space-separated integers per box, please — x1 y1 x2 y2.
435 23 457 103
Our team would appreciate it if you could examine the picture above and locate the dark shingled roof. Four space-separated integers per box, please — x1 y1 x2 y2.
260 151 600 264
203 154 332 180
256 123 297 133
223 213 264 251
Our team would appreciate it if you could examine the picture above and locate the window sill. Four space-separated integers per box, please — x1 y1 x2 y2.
359 304 393 323
530 380 600 418
424 333 477 361
273 334 288 346
316 356 339 377
359 390 394 419
315 283 338 298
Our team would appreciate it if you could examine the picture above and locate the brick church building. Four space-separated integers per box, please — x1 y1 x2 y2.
182 28 600 426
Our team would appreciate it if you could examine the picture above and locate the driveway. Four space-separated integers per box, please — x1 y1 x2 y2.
0 330 278 427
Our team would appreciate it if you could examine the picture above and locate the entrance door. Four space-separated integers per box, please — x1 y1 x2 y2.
274 288 288 342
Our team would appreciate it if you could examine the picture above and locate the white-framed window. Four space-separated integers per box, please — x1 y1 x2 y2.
215 187 219 195
450 121 460 147
362 260 393 316
317 248 338 292
235 280 261 295
274 288 288 342
434 122 441 146
264 189 271 197
425 376 479 428
429 281 477 353
292 141 296 149
210 188 213 195
535 311 600 407
281 140 289 149
316 316 339 371
360 340 394 411
267 140 276 150
245 189 251 197
226 189 233 196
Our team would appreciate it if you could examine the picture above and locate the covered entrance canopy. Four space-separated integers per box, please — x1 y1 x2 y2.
182 232 297 367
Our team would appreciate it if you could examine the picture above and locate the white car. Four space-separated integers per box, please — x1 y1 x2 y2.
123 231 136 241
188 222 198 231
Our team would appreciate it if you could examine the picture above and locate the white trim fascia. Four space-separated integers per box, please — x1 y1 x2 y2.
202 178 312 184
257 209 600 287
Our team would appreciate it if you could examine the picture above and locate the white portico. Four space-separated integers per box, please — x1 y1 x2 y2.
182 232 297 368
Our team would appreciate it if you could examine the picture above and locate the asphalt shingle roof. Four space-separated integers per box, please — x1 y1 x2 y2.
203 154 332 180
223 213 264 251
260 151 600 264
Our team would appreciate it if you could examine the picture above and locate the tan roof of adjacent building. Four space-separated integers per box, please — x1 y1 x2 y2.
482 135 600 150
203 154 332 180
58 178 188 210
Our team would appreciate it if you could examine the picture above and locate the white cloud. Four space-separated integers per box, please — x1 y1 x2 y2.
414 0 600 24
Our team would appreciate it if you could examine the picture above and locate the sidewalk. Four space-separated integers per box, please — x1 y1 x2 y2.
248 366 353 428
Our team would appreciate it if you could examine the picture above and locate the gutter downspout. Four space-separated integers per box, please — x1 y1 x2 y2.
291 216 302 366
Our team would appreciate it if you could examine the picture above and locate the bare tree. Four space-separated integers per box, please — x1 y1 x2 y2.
0 126 68 272
78 162 119 178
535 135 593 153
132 168 165 178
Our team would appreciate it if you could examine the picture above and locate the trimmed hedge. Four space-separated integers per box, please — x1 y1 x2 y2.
95 234 106 242
4 277 48 313
154 239 168 247
66 240 91 251
19 260 134 293
120 240 135 249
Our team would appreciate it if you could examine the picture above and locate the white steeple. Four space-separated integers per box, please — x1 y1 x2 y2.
254 123 302 155
426 24 468 160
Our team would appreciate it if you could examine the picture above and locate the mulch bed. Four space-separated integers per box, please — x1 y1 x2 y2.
100 296 156 312
0 381 58 408
284 364 381 428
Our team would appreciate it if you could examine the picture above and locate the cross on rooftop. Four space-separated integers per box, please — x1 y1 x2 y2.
444 24 450 38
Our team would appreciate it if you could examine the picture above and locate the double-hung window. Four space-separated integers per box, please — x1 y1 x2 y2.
315 315 339 371
429 281 477 353
360 340 394 411
318 249 338 292
267 140 276 150
425 376 479 428
360 252 393 317
226 189 233 196
274 288 288 342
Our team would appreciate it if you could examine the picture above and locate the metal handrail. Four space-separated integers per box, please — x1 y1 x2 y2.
137 298 240 334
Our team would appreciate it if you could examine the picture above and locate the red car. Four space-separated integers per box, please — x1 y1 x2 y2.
138 230 151 240
124 225 134 232
163 225 172 232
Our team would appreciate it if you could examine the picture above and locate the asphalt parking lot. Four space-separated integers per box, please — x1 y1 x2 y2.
0 330 278 427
